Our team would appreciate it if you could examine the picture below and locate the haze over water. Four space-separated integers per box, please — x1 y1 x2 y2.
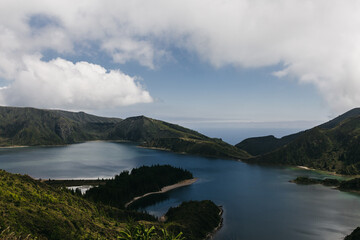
1 141 359 240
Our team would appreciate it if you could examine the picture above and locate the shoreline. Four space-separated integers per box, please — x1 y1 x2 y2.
0 145 29 149
295 165 359 179
297 165 313 171
125 178 198 208
206 206 224 240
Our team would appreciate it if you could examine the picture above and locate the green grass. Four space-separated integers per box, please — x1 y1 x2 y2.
0 170 154 240
243 108 360 175
0 106 250 160
0 169 222 240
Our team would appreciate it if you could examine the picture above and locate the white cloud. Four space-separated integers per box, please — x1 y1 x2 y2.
0 55 153 110
1 0 360 113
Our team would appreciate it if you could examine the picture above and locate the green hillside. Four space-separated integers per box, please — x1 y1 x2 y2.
245 108 360 174
108 115 209 142
108 116 250 159
0 169 222 240
235 133 301 156
236 108 360 157
0 106 122 146
0 170 154 240
0 106 249 159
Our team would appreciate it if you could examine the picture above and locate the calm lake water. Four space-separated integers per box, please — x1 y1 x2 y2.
1 141 360 240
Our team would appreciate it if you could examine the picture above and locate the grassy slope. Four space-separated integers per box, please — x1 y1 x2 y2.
0 170 155 240
248 114 360 174
0 107 250 159
109 116 250 159
0 106 122 146
0 170 222 240
236 108 360 157
235 133 301 156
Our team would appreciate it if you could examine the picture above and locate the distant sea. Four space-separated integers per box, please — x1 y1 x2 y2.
193 127 303 145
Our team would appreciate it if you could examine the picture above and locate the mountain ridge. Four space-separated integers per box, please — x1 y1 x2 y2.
0 106 249 160
236 108 360 157
238 108 360 174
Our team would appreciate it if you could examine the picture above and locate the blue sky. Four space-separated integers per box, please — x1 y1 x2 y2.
97 52 326 122
1 0 359 131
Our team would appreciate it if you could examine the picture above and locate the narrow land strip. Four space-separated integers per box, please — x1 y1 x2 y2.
125 178 198 208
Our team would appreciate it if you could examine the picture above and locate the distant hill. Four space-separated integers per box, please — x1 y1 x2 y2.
240 108 360 174
109 115 250 159
236 108 360 156
0 106 249 159
0 106 122 146
235 133 301 156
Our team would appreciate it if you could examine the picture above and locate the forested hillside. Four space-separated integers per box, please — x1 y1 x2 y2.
241 108 360 174
0 106 249 159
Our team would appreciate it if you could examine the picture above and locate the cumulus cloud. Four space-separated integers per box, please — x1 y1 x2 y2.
0 55 152 109
1 0 360 112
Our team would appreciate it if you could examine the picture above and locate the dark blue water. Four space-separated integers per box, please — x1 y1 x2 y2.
1 141 359 240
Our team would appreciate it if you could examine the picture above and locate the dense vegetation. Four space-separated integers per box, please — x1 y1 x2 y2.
236 108 360 156
165 200 222 240
44 179 106 188
338 178 360 191
291 176 341 186
0 106 249 160
115 200 223 240
345 227 360 240
108 115 250 159
292 176 360 192
235 133 301 156
85 165 194 208
0 169 224 240
117 221 185 240
0 106 121 146
0 170 155 240
239 108 360 175
144 137 250 159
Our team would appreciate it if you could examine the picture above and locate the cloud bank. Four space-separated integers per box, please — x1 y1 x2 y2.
0 55 152 109
1 0 360 112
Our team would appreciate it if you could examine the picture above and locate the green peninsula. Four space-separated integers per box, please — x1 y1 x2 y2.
84 165 194 208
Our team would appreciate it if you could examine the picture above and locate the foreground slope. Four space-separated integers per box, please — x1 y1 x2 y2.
0 170 154 239
241 108 360 174
0 169 222 240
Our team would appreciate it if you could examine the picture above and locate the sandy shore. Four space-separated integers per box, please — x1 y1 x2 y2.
297 166 313 170
0 145 29 149
125 178 198 208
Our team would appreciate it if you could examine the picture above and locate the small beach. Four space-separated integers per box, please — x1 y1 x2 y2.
125 178 198 208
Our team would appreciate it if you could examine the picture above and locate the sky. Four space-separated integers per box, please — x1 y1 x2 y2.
1 0 360 132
